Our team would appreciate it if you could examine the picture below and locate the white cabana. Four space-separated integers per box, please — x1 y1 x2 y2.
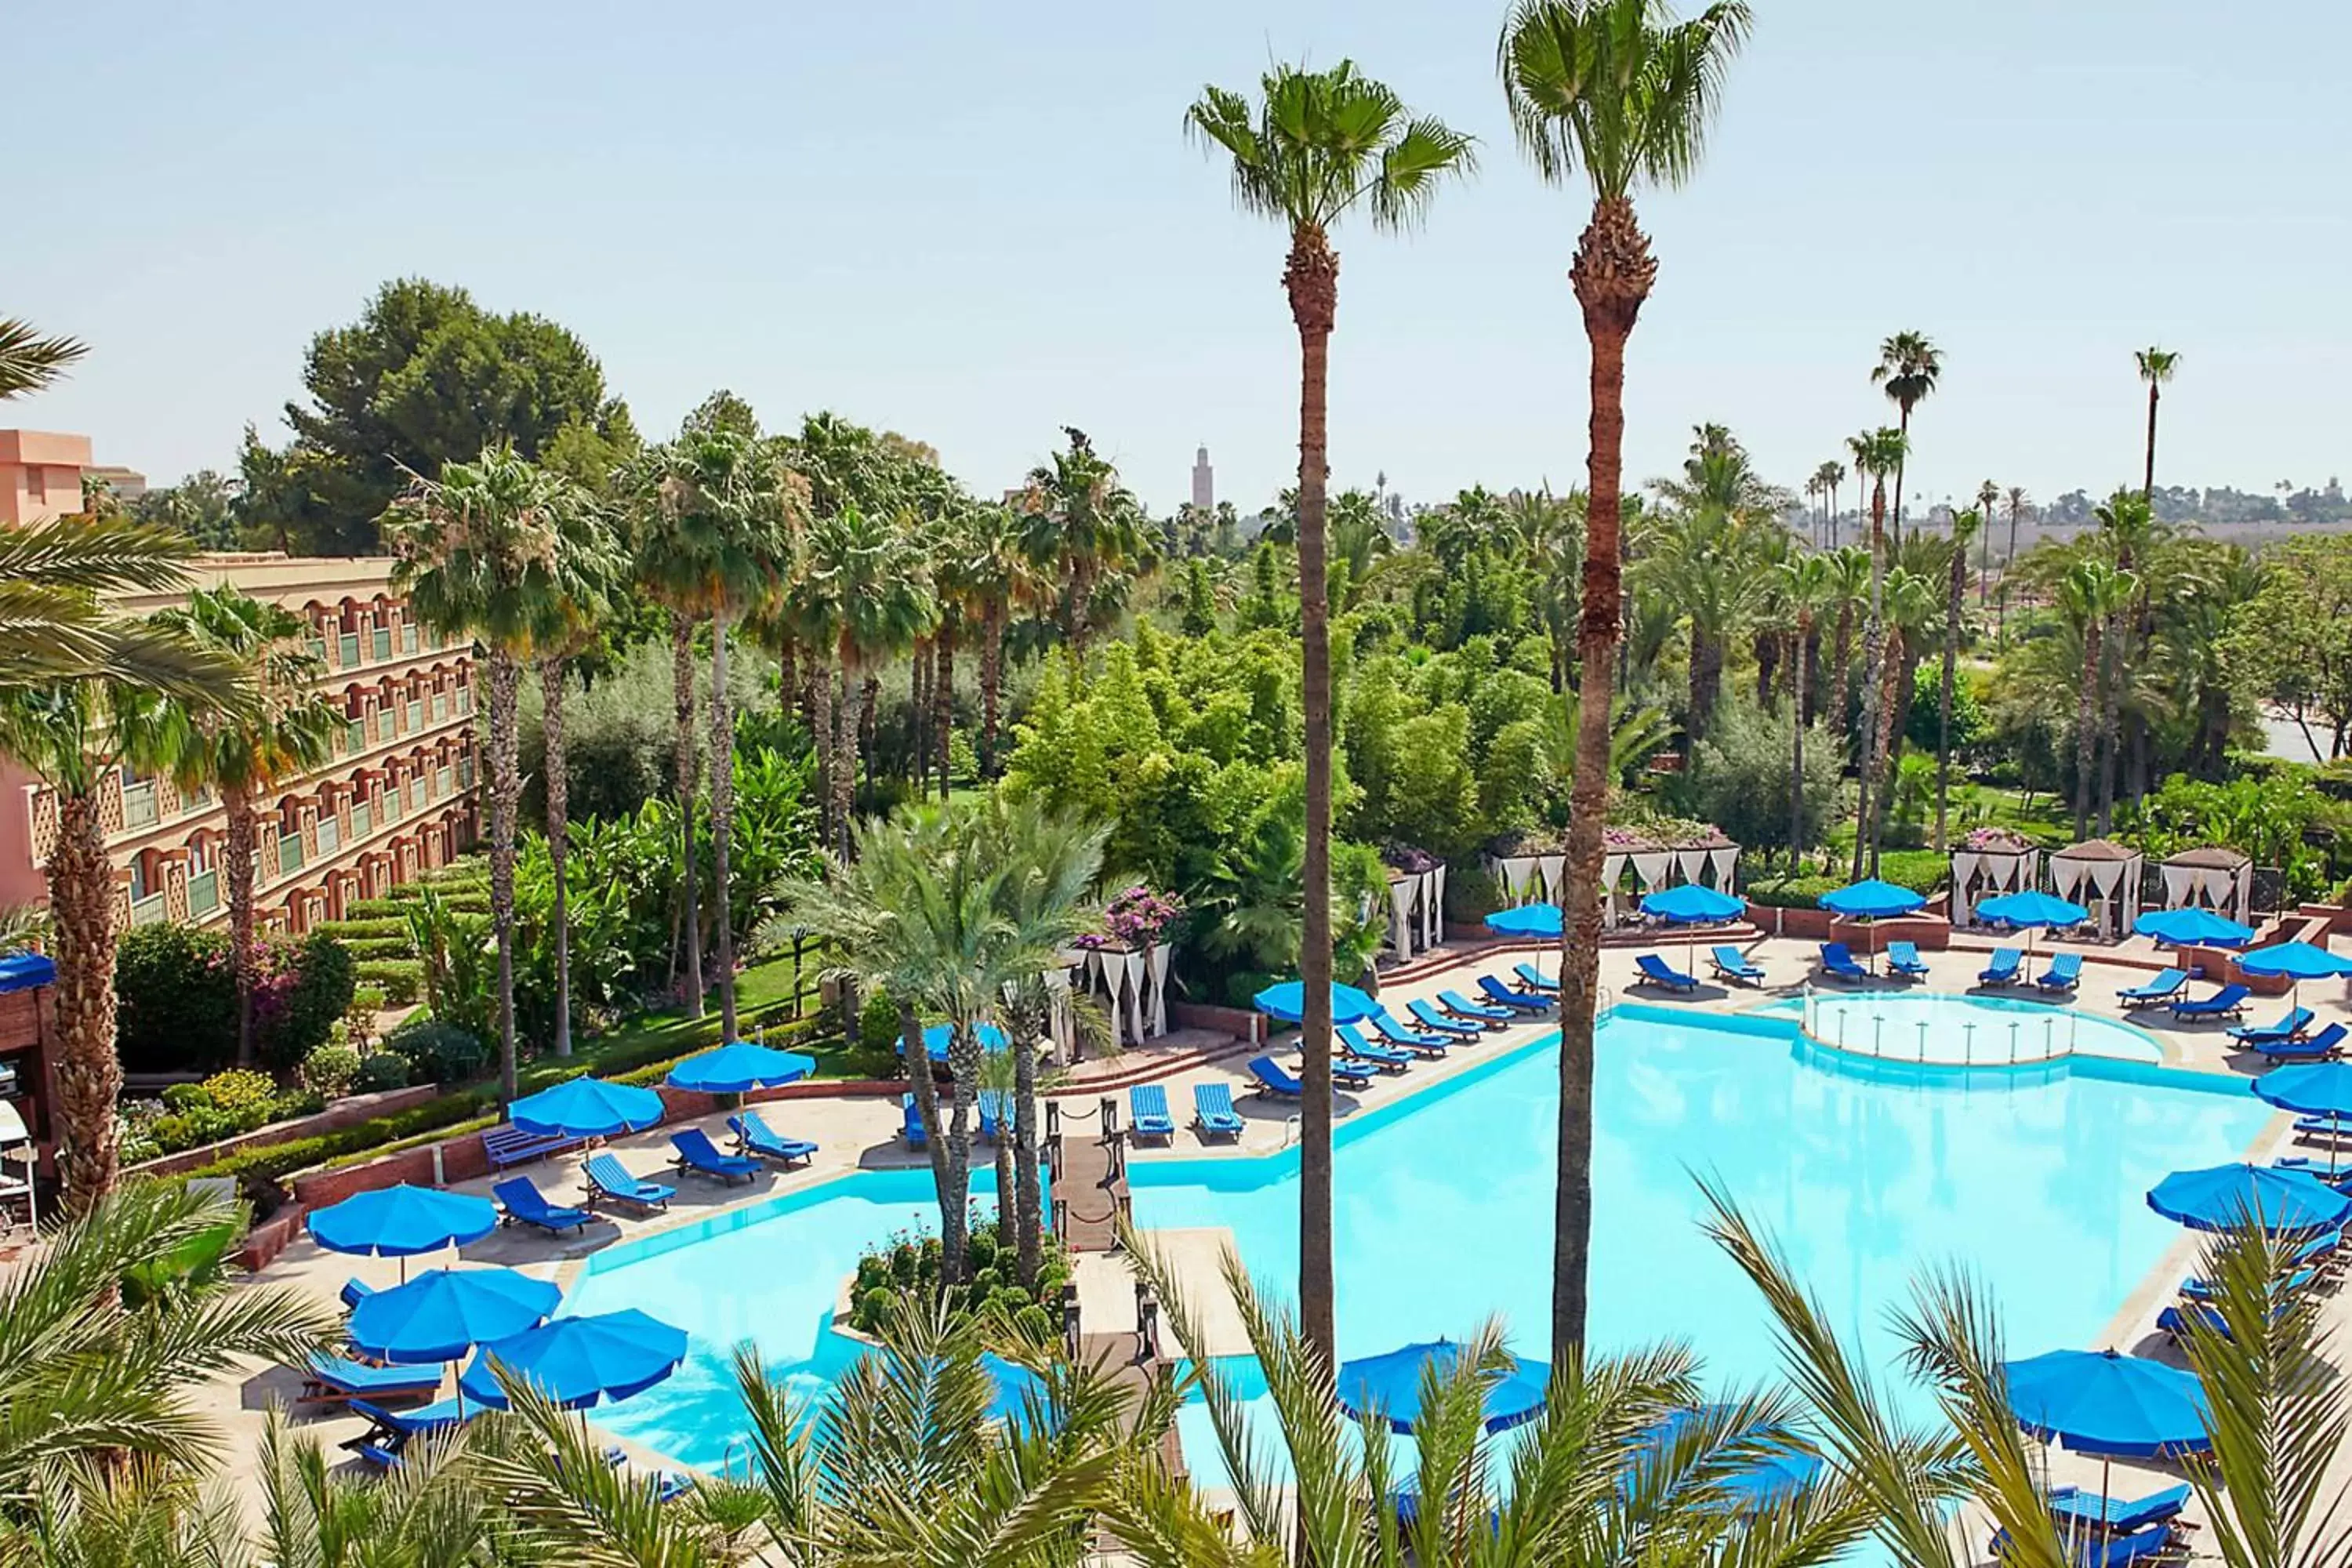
1383 862 1447 961
1054 941 1176 1055
2160 845 2255 927
2049 838 2143 939
1949 831 2040 926
1606 830 1740 926
1486 845 1566 906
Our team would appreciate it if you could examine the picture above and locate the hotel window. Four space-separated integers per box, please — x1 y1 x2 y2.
24 467 45 504
129 859 148 902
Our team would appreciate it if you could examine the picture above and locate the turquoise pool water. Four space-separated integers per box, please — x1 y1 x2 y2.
564 1003 2272 1474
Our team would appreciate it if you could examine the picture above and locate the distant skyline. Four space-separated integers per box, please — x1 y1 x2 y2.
13 1 2347 518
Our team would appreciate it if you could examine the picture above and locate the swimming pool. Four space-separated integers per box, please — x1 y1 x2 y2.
564 1002 2272 1474
1777 990 2167 1067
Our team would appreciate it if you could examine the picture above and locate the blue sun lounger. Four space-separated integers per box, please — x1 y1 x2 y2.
728 1109 817 1167
299 1350 442 1405
1337 1023 1413 1071
2117 968 2189 1007
493 1175 593 1236
1886 941 1931 979
2021 1524 2184 1568
2034 952 2084 993
1709 946 1766 985
1406 1000 1483 1039
343 1397 470 1467
1477 975 1552 1014
2170 983 2251 1021
1512 962 1559 993
1439 988 1515 1024
1976 946 2023 986
1370 1011 1450 1055
1128 1083 1177 1140
339 1277 376 1311
901 1093 928 1148
1633 953 1698 993
1821 942 1873 982
2267 1022 2350 1064
2047 1483 2193 1539
1192 1082 1246 1138
1247 1055 1303 1098
976 1089 1006 1142
2228 1007 2314 1047
584 1152 676 1213
1329 1053 1378 1087
669 1127 760 1185
2181 1266 2318 1304
2158 1299 2287 1345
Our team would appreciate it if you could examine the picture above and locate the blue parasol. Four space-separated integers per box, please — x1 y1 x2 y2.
507 1077 665 1140
1484 903 1563 938
1254 980 1382 1026
1634 1406 1824 1509
1336 1339 1550 1434
2133 907 2255 949
1640 884 1746 924
666 1042 818 1094
458 1308 689 1410
916 1022 1010 1065
307 1184 497 1282
1818 880 1928 919
347 1266 562 1366
2147 1162 2352 1236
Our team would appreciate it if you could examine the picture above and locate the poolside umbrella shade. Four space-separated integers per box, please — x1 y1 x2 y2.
1484 902 1563 938
2132 907 2255 949
507 1077 665 1141
1336 1339 1550 1434
1818 880 1926 970
666 1042 819 1094
347 1266 562 1365
1975 890 2090 975
2238 939 2352 1007
2005 1346 2210 1537
458 1308 689 1410
1639 884 1746 980
307 1184 497 1283
2256 1063 2352 1174
1634 1406 1823 1509
1254 980 1383 1026
2147 1162 2352 1236
917 1022 1010 1065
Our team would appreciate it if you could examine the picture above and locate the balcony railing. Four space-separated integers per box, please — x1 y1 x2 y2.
352 800 372 839
430 695 448 723
339 633 361 668
347 719 366 753
317 816 340 857
407 780 425 813
187 869 220 917
278 836 305 877
458 757 475 789
129 891 169 927
121 781 159 831
434 767 453 800
308 637 328 664
401 624 419 655
372 628 392 662
405 701 423 733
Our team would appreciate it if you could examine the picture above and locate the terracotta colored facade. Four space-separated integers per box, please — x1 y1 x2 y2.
0 430 95 524
0 552 481 935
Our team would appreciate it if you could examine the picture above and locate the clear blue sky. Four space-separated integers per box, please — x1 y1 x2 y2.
16 0 2347 517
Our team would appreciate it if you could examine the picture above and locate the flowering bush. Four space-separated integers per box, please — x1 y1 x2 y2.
1076 885 1185 949
1381 844 1442 876
1961 826 2035 852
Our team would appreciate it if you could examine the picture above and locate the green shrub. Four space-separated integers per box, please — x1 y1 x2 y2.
355 959 424 1005
336 936 415 961
299 1043 362 1098
201 1069 279 1127
350 984 388 1014
255 932 356 1073
314 917 408 942
1875 849 1947 895
848 1218 1067 1336
1742 874 1846 910
180 1091 493 1189
352 1053 411 1093
114 924 237 1075
386 1017 487 1084
344 898 408 920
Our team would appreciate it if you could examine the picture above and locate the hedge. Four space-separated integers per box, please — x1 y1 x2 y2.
337 936 416 962
180 1090 495 1185
344 898 408 920
355 958 424 1004
314 917 408 942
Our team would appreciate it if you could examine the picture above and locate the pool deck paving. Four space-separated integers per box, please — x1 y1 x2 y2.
175 931 2352 1550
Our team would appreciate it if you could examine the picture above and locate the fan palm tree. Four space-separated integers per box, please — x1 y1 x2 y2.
1846 427 1906 880
383 443 597 1103
1933 510 1980 851
1824 543 1870 723
961 502 1033 780
1189 57 1475 1363
1871 332 1942 548
1999 486 2032 647
2056 557 2135 840
1499 0 1751 1362
2136 347 2181 501
1018 429 1145 666
151 587 343 1068
1777 554 1835 871
1974 479 1999 604
808 504 935 843
636 429 804 1042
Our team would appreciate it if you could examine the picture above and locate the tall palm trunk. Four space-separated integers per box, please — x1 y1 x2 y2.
1006 988 1047 1287
2074 619 2103 840
897 1001 959 1274
49 792 120 1215
223 786 259 1068
1830 604 1854 721
1555 194 1654 1362
832 665 856 859
486 648 522 1104
1788 619 1810 872
980 604 1005 779
2096 611 2122 835
1851 480 1889 882
670 613 704 1016
1999 510 2021 647
859 674 880 804
1286 219 1340 1364
808 659 836 859
2143 381 2161 500
1686 628 1722 737
539 655 573 1058
1891 408 1911 550
941 1024 981 1283
910 636 929 796
1935 541 1965 851
1753 629 1778 711
708 613 739 1041
778 638 797 735
935 617 956 800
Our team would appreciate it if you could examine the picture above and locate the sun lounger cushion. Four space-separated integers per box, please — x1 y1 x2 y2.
1406 1000 1483 1038
1476 975 1552 1013
1709 946 1766 983
1370 1011 1450 1053
1439 989 1514 1022
1886 942 1930 976
729 1110 818 1166
1634 955 1697 992
1822 943 1871 980
493 1175 592 1236
1247 1055 1303 1098
1513 962 1559 993
583 1152 674 1211
1129 1084 1177 1138
2117 968 2187 1004
1192 1083 1246 1136
2034 953 2083 991
1976 947 2022 984
2170 984 2250 1019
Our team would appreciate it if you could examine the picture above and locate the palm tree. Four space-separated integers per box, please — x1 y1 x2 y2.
1933 510 1979 851
1846 430 1904 894
1974 478 1999 604
1809 460 1842 548
384 444 595 1104
1189 57 1475 1363
0 515 256 702
2136 347 2181 501
1999 485 2031 646
246 1405 505 1567
2056 556 2134 840
1777 554 1834 872
1018 428 1145 665
960 503 1033 780
1499 0 1752 1361
1870 332 1941 548
1824 542 1870 722
808 504 935 846
0 314 87 400
151 587 343 1068
637 429 804 1042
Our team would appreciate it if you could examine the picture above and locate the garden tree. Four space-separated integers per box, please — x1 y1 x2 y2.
150 587 343 1067
132 469 242 550
1847 426 1905 880
1327 487 1395 608
1180 557 1221 637
240 278 632 555
1188 55 1475 1363
2159 540 2260 778
2087 488 2172 824
1999 485 2032 645
1823 543 1870 724
2224 535 2352 761
1018 427 1148 663
1974 478 1999 604
1637 426 1784 736
2055 556 2135 840
1868 566 1941 849
1498 0 1751 1359
808 504 936 848
635 427 807 1041
961 502 1035 777
1870 330 1941 548
1776 552 1836 866
1933 508 1980 850
383 444 601 1102
1686 704 1842 866
2136 346 2181 500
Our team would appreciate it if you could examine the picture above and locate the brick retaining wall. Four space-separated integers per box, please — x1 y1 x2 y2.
132 1083 445 1180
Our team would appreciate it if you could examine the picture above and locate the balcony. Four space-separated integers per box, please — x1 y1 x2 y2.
405 700 423 733
401 624 420 655
278 836 305 878
339 632 361 668
121 780 160 831
458 757 475 789
317 816 340 857
372 627 392 662
434 767 453 800
187 869 220 917
352 800 372 839
129 891 169 927
347 718 366 753
407 780 425 814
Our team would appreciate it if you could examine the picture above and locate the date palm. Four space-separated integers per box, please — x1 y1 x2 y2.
1777 554 1835 870
1974 479 1999 604
151 587 343 1068
808 504 935 842
1871 332 1941 549
1998 486 2031 647
1018 428 1145 666
1500 0 1751 1361
637 428 804 1041
0 314 87 400
2136 347 2181 501
2056 556 2135 840
962 501 1037 780
1933 510 1980 851
0 515 256 703
1846 427 1906 880
384 444 596 1103
1189 57 1473 1363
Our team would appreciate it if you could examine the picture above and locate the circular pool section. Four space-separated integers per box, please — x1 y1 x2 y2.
1767 991 2165 1068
